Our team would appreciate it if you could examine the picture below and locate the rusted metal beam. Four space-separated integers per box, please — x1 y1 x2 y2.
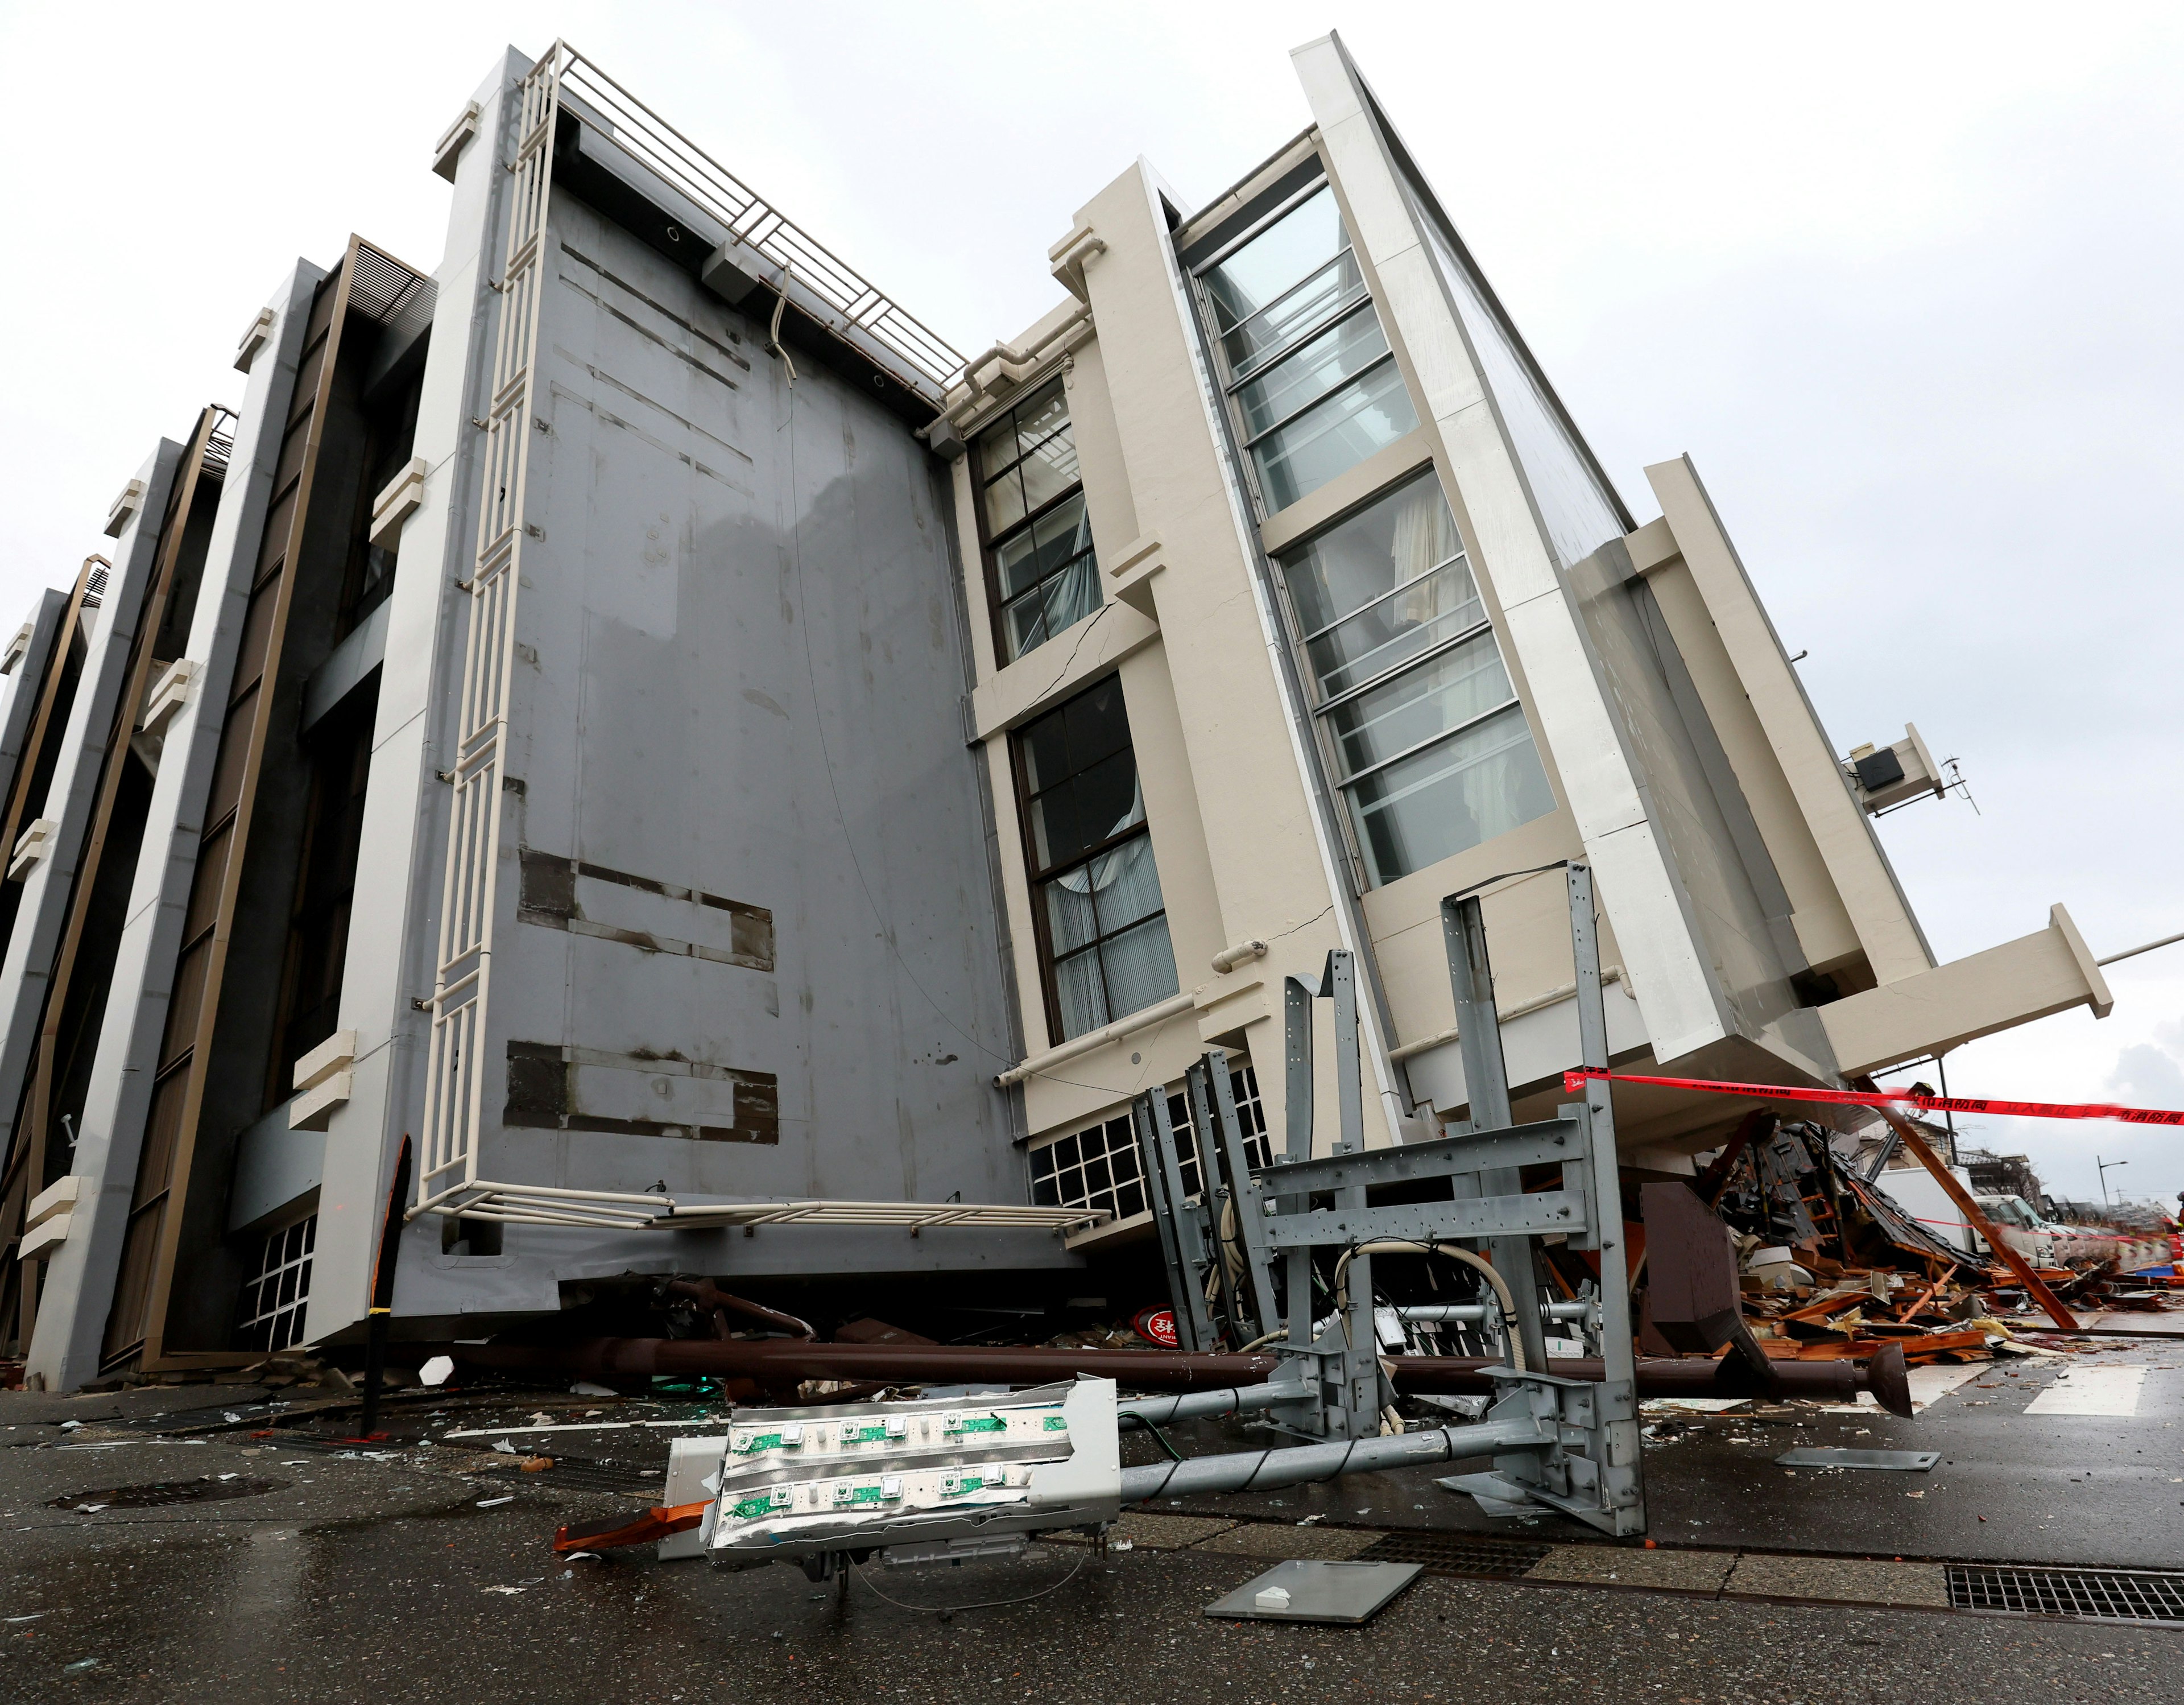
1864 1099 2078 1330
439 1333 1911 1413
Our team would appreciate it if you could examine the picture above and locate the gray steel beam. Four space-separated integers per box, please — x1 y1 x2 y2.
1440 892 1549 1376
1182 1058 1250 1343
1136 1088 1217 1352
1254 1118 1584 1195
1205 1050 1280 1336
1264 1190 1591 1249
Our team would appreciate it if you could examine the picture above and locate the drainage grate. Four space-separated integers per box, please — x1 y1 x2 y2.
1949 1564 2184 1623
508 1457 666 1497
1352 1531 1550 1579
51 1476 288 1512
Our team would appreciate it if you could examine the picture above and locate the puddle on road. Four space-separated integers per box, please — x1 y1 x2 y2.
48 1476 291 1512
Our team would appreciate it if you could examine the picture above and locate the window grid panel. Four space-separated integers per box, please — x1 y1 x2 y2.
1025 1064 1264 1220
235 1213 318 1353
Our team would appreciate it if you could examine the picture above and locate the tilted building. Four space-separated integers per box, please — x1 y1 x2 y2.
0 35 2109 1390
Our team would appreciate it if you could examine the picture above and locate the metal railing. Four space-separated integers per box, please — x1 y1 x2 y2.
549 43 966 401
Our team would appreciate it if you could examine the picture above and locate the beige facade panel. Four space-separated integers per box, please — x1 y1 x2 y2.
1643 455 1933 986
1819 905 2112 1078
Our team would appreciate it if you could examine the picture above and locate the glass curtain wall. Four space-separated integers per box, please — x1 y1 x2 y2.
1014 676 1179 1041
1279 474 1553 884
1197 183 1418 513
974 376 1101 663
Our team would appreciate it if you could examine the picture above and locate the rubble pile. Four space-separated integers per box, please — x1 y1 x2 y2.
1689 1118 2178 1370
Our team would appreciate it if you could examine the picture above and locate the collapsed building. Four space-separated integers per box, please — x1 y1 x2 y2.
0 35 2115 1396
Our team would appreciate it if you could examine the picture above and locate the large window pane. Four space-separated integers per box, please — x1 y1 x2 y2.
1304 561 1487 700
1281 473 1462 634
1017 426 1080 515
1225 251 1367 378
1251 361 1418 512
1086 836 1165 935
1203 185 1346 341
1325 630 1515 778
1052 947 1108 1038
1099 915 1179 1017
1044 871 1101 955
1345 704 1556 885
979 377 1100 664
1036 554 1100 641
1236 308 1390 439
1015 678 1178 1042
982 465 1027 535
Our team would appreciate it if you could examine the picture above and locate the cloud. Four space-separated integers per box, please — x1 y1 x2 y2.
2108 1026 2184 1108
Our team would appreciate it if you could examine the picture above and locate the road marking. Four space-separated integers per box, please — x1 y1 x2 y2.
1819 1363 1986 1414
2022 1366 2147 1417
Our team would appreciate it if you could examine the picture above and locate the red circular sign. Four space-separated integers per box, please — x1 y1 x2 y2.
1133 1307 1179 1348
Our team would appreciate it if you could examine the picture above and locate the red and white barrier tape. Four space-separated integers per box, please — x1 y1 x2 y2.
1560 1067 2184 1127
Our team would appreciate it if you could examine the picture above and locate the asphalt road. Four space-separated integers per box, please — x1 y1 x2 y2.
1159 1334 2184 1569
2 1351 2178 1704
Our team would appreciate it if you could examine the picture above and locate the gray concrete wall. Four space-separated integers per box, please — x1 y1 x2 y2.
478 188 1021 1211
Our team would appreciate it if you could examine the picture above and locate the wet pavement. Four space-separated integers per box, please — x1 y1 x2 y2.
1156 1334 2184 1570
3 1344 2178 1703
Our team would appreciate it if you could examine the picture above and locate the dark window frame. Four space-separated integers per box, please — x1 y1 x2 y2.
1008 675 1172 1048
970 375 1101 666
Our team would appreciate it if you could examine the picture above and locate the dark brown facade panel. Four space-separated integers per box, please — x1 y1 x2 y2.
502 1039 780 1144
514 844 774 972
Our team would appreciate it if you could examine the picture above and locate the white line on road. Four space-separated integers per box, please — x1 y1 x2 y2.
2022 1366 2147 1417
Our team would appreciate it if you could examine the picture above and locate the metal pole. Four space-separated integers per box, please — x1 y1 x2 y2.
1146 1087 1220 1351
1184 1059 1246 1343
1441 896 1511 1130
1567 862 1641 1520
1330 951 1380 1435
1281 976 1317 1357
1207 1052 1281 1336
1441 894 1548 1377
1116 1382 1314 1430
1118 1417 1553 1502
1132 1092 1203 1353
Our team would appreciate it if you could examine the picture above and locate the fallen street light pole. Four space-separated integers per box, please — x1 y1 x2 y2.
436 1333 1912 1415
1115 1416 1557 1501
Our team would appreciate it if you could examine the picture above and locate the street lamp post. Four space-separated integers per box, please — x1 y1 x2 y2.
2097 1155 2128 1207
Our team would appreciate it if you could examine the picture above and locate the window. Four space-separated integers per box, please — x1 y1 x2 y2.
1279 474 1553 885
974 376 1100 663
1014 676 1177 1043
1198 184 1420 513
235 1213 316 1352
1030 1065 1269 1217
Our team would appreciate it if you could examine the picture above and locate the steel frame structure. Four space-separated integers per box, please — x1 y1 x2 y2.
1134 861 1647 1535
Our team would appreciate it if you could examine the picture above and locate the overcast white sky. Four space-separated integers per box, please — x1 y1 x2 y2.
2 2 2178 1212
